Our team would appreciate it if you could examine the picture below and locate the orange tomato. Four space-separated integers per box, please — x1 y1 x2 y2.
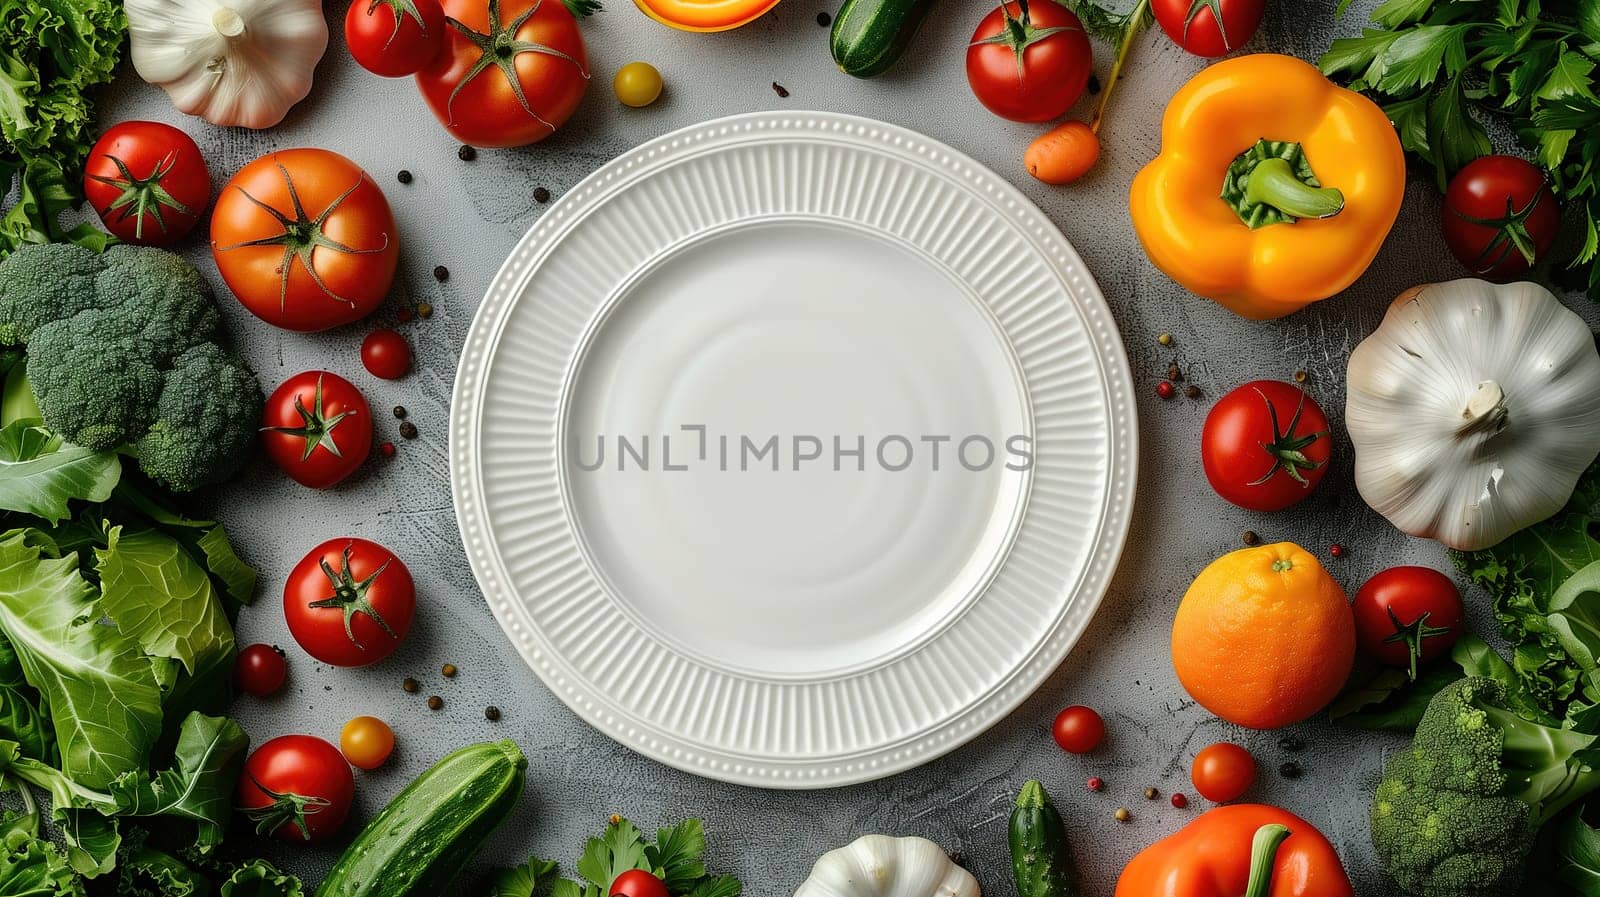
340 716 396 770
211 148 398 332
1171 542 1355 729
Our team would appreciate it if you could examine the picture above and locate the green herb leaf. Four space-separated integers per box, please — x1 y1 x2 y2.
647 819 708 892
488 857 560 897
575 818 647 889
684 875 743 897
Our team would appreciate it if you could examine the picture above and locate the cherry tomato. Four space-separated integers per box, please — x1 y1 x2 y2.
1152 0 1264 57
1191 742 1255 803
262 371 373 489
234 644 288 697
966 0 1093 123
1354 566 1464 680
346 0 446 77
361 329 412 380
1441 155 1559 280
1201 380 1331 512
284 538 415 667
236 735 355 843
211 148 399 332
339 716 396 769
614 61 663 108
610 869 669 897
1051 705 1105 754
83 121 209 245
415 0 589 148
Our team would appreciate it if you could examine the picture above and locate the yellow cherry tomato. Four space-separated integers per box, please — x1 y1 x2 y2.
613 62 663 108
339 716 395 770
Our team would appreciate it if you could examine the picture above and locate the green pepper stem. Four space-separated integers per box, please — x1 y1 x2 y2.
1244 158 1345 220
1242 824 1292 897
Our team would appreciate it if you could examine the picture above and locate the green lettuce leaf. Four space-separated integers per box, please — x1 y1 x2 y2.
0 631 50 762
108 713 247 852
219 859 304 897
95 525 233 676
0 421 119 524
0 836 82 897
0 531 161 790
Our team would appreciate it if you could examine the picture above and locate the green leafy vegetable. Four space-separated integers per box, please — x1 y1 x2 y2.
488 856 560 897
0 420 118 523
94 524 233 676
0 837 82 897
218 860 306 897
0 631 51 762
1320 0 1600 292
538 816 741 897
1556 808 1600 896
107 713 247 851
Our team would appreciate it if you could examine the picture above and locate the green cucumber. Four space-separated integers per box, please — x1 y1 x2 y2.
830 0 936 78
315 739 527 897
1009 780 1080 897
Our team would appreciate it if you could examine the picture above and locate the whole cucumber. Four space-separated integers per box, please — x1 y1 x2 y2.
830 0 937 78
1009 780 1080 897
315 739 527 897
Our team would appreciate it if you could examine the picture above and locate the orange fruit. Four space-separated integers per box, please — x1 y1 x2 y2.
1171 542 1355 729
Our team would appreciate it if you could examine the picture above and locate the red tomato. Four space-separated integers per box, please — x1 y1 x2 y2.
1152 0 1264 57
1353 566 1464 680
1051 705 1105 754
966 0 1093 123
211 148 399 332
1191 742 1255 803
1441 155 1559 280
610 869 669 897
346 0 446 77
234 644 288 697
284 538 415 667
414 0 589 148
361 328 412 379
262 371 373 489
236 735 355 842
83 121 209 245
1201 380 1331 512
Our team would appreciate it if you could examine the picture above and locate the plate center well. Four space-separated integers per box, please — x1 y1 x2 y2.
561 219 1032 678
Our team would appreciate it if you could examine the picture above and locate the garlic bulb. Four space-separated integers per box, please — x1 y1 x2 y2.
126 0 329 129
1346 279 1600 550
794 835 979 897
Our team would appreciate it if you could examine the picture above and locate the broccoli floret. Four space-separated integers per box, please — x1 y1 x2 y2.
1372 677 1600 896
0 243 262 491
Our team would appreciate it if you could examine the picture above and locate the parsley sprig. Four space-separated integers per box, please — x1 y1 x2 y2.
488 816 742 897
1319 0 1600 293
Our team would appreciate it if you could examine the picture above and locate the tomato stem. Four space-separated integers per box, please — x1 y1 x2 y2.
85 152 195 240
1247 385 1328 488
307 542 399 650
240 775 332 841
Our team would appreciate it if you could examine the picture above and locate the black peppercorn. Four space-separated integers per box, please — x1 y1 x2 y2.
533 186 551 203
427 695 444 711
457 145 476 161
393 405 407 419
432 265 449 282
1279 761 1303 779
402 677 419 693
397 170 413 184
1242 530 1259 545
772 82 789 98
816 10 830 25
485 705 501 721
399 421 418 440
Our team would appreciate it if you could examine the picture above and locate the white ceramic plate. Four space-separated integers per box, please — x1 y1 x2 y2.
452 112 1136 788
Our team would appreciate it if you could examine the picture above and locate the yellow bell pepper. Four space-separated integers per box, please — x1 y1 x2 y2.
633 0 780 31
1129 54 1406 320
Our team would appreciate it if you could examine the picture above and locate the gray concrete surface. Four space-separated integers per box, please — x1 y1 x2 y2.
90 0 1562 893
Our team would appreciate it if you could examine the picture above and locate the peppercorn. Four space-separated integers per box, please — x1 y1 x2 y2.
1183 384 1201 399
609 814 622 826
432 265 449 282
1165 362 1182 382
1086 776 1104 792
772 82 790 98
533 187 551 203
817 10 831 25
417 302 433 318
458 145 477 161
399 421 418 440
1278 735 1306 753
1157 332 1172 346
441 663 457 678
427 695 443 711
1242 530 1259 545
1330 543 1346 558
1156 381 1176 400
379 442 396 457
1279 761 1303 779
1087 74 1102 95
1293 370 1308 383
1114 807 1131 822
402 677 419 693
393 405 407 419
397 170 413 184
1143 786 1159 800
1170 793 1188 809
485 705 501 721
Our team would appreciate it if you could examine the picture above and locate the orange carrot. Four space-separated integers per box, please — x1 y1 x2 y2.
1025 120 1100 185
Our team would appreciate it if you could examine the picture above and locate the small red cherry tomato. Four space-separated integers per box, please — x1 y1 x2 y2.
1201 380 1331 512
610 869 670 897
966 0 1093 123
1353 566 1464 680
1441 155 1560 280
261 371 373 489
340 716 396 770
236 735 355 843
83 121 210 245
1191 742 1255 803
345 0 446 77
235 643 288 697
361 328 412 379
1152 0 1265 57
284 537 415 667
1051 705 1105 754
